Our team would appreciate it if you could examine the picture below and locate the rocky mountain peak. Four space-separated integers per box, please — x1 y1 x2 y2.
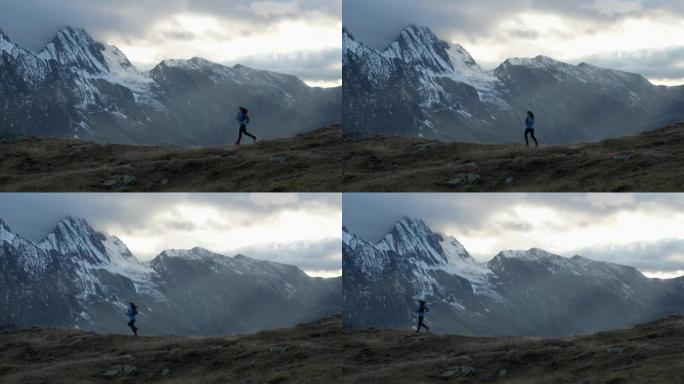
342 27 361 51
493 248 561 262
376 217 470 266
157 247 222 261
396 216 431 231
38 216 110 264
383 24 453 73
0 218 18 245
3 25 340 145
0 28 21 56
101 44 138 76
386 217 435 242
57 215 97 235
56 26 94 43
37 26 109 75
399 24 443 46
448 42 480 69
0 217 340 336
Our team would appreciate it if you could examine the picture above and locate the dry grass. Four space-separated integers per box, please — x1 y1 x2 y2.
2 315 684 383
2 123 683 192
0 125 343 192
342 123 684 192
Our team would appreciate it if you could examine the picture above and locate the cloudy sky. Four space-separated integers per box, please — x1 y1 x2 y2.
344 193 684 279
0 0 341 87
0 193 341 278
344 0 684 86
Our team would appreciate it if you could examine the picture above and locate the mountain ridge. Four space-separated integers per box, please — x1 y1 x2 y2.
0 26 341 145
343 24 684 143
0 216 340 335
343 217 684 336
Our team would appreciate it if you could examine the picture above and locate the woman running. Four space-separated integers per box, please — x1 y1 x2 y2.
127 302 139 337
416 300 430 334
235 107 257 145
524 111 538 147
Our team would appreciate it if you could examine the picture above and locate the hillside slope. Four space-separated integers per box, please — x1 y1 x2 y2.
0 26 340 144
343 25 684 143
0 125 342 192
2 315 684 383
343 123 684 192
343 219 684 336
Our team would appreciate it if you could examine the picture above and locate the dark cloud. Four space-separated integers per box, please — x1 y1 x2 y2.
160 219 198 232
496 220 534 232
0 0 341 84
572 239 684 274
343 193 650 242
163 30 197 41
0 193 341 274
343 193 684 274
343 0 684 82
236 47 342 84
579 46 684 81
504 28 542 40
1 0 341 49
0 193 337 241
233 238 341 273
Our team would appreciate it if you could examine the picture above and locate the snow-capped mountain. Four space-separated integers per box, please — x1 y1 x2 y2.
0 217 340 335
0 26 341 145
382 25 503 106
343 218 684 336
343 25 684 143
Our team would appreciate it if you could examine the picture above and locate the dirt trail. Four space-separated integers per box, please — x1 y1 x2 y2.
2 315 684 383
0 125 343 192
343 123 684 192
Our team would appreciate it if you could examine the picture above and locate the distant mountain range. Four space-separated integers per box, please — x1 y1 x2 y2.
343 25 684 144
0 26 341 145
0 217 340 335
343 218 684 336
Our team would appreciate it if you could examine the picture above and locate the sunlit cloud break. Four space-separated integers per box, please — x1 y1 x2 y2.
107 15 342 87
0 0 342 87
343 193 684 278
0 193 342 278
344 0 684 86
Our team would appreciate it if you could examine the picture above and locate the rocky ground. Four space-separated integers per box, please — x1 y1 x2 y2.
2 315 684 383
0 125 342 192
2 123 683 192
343 123 684 192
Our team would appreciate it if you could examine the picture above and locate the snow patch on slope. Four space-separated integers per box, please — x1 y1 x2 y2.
365 218 500 300
343 228 390 278
38 217 161 299
381 25 504 106
343 28 394 85
0 220 51 275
